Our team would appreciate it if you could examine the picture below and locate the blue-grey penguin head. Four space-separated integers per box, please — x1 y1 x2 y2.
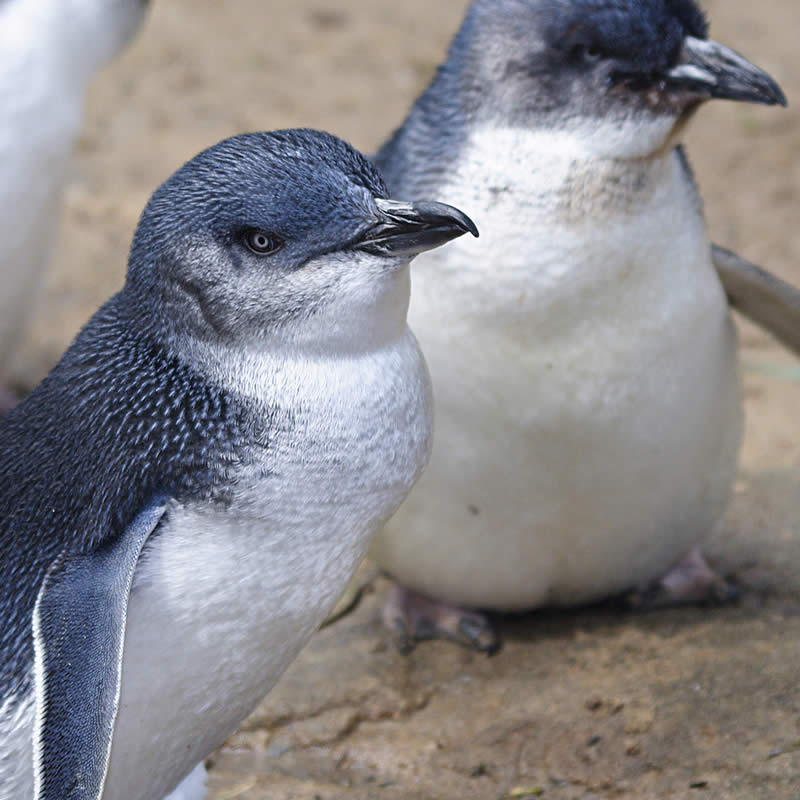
438 0 786 157
124 129 476 350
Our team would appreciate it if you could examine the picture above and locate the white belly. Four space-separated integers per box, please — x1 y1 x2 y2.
101 334 432 800
370 131 743 609
102 506 365 800
1 503 379 800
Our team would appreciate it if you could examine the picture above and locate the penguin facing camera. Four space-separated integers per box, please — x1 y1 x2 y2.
369 0 797 651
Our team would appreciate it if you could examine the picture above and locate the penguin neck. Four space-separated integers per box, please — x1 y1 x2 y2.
123 248 413 372
163 328 419 416
380 75 679 200
402 124 708 330
137 285 415 409
472 120 673 171
402 120 680 224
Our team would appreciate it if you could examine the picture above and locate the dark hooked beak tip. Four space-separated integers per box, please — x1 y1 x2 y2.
666 36 787 107
356 198 479 258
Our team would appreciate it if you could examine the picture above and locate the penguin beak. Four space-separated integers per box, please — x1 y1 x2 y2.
665 36 787 106
357 198 479 257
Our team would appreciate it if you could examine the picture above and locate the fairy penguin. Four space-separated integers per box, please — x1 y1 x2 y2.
369 0 789 650
0 0 150 409
0 128 477 800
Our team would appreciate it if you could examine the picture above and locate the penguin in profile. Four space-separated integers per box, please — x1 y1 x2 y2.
0 0 151 411
369 0 798 651
0 128 477 800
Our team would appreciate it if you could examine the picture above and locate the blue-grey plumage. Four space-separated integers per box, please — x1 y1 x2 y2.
369 0 792 651
0 129 476 800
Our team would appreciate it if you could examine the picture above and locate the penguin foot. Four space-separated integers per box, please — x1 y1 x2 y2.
0 385 18 415
627 547 739 610
382 584 499 654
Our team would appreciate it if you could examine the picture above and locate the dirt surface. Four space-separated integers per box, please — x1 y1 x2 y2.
10 1 800 797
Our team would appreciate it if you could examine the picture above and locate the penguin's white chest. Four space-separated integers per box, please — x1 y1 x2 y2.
100 335 432 800
370 128 743 609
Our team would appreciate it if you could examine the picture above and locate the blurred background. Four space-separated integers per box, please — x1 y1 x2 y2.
8 1 800 797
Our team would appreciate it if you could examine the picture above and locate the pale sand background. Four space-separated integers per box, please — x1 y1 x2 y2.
10 1 800 797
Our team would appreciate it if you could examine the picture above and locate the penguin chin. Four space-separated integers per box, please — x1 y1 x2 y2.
560 111 677 162
634 98 704 157
667 103 704 145
266 253 412 354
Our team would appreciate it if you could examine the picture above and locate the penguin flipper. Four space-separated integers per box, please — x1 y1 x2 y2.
713 243 800 357
32 496 169 800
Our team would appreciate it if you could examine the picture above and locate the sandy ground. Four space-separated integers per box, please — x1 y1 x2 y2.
8 0 800 797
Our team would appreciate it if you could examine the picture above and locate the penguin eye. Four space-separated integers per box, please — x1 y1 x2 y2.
570 43 606 64
243 229 283 256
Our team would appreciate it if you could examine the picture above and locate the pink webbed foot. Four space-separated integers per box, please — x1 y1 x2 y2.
382 583 500 655
628 547 739 610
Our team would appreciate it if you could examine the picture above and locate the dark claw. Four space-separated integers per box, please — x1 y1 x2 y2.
390 618 416 655
457 616 501 655
703 577 742 606
412 616 439 641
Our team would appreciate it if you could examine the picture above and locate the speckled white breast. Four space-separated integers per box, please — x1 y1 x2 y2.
105 331 431 800
370 126 743 610
3 329 432 800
